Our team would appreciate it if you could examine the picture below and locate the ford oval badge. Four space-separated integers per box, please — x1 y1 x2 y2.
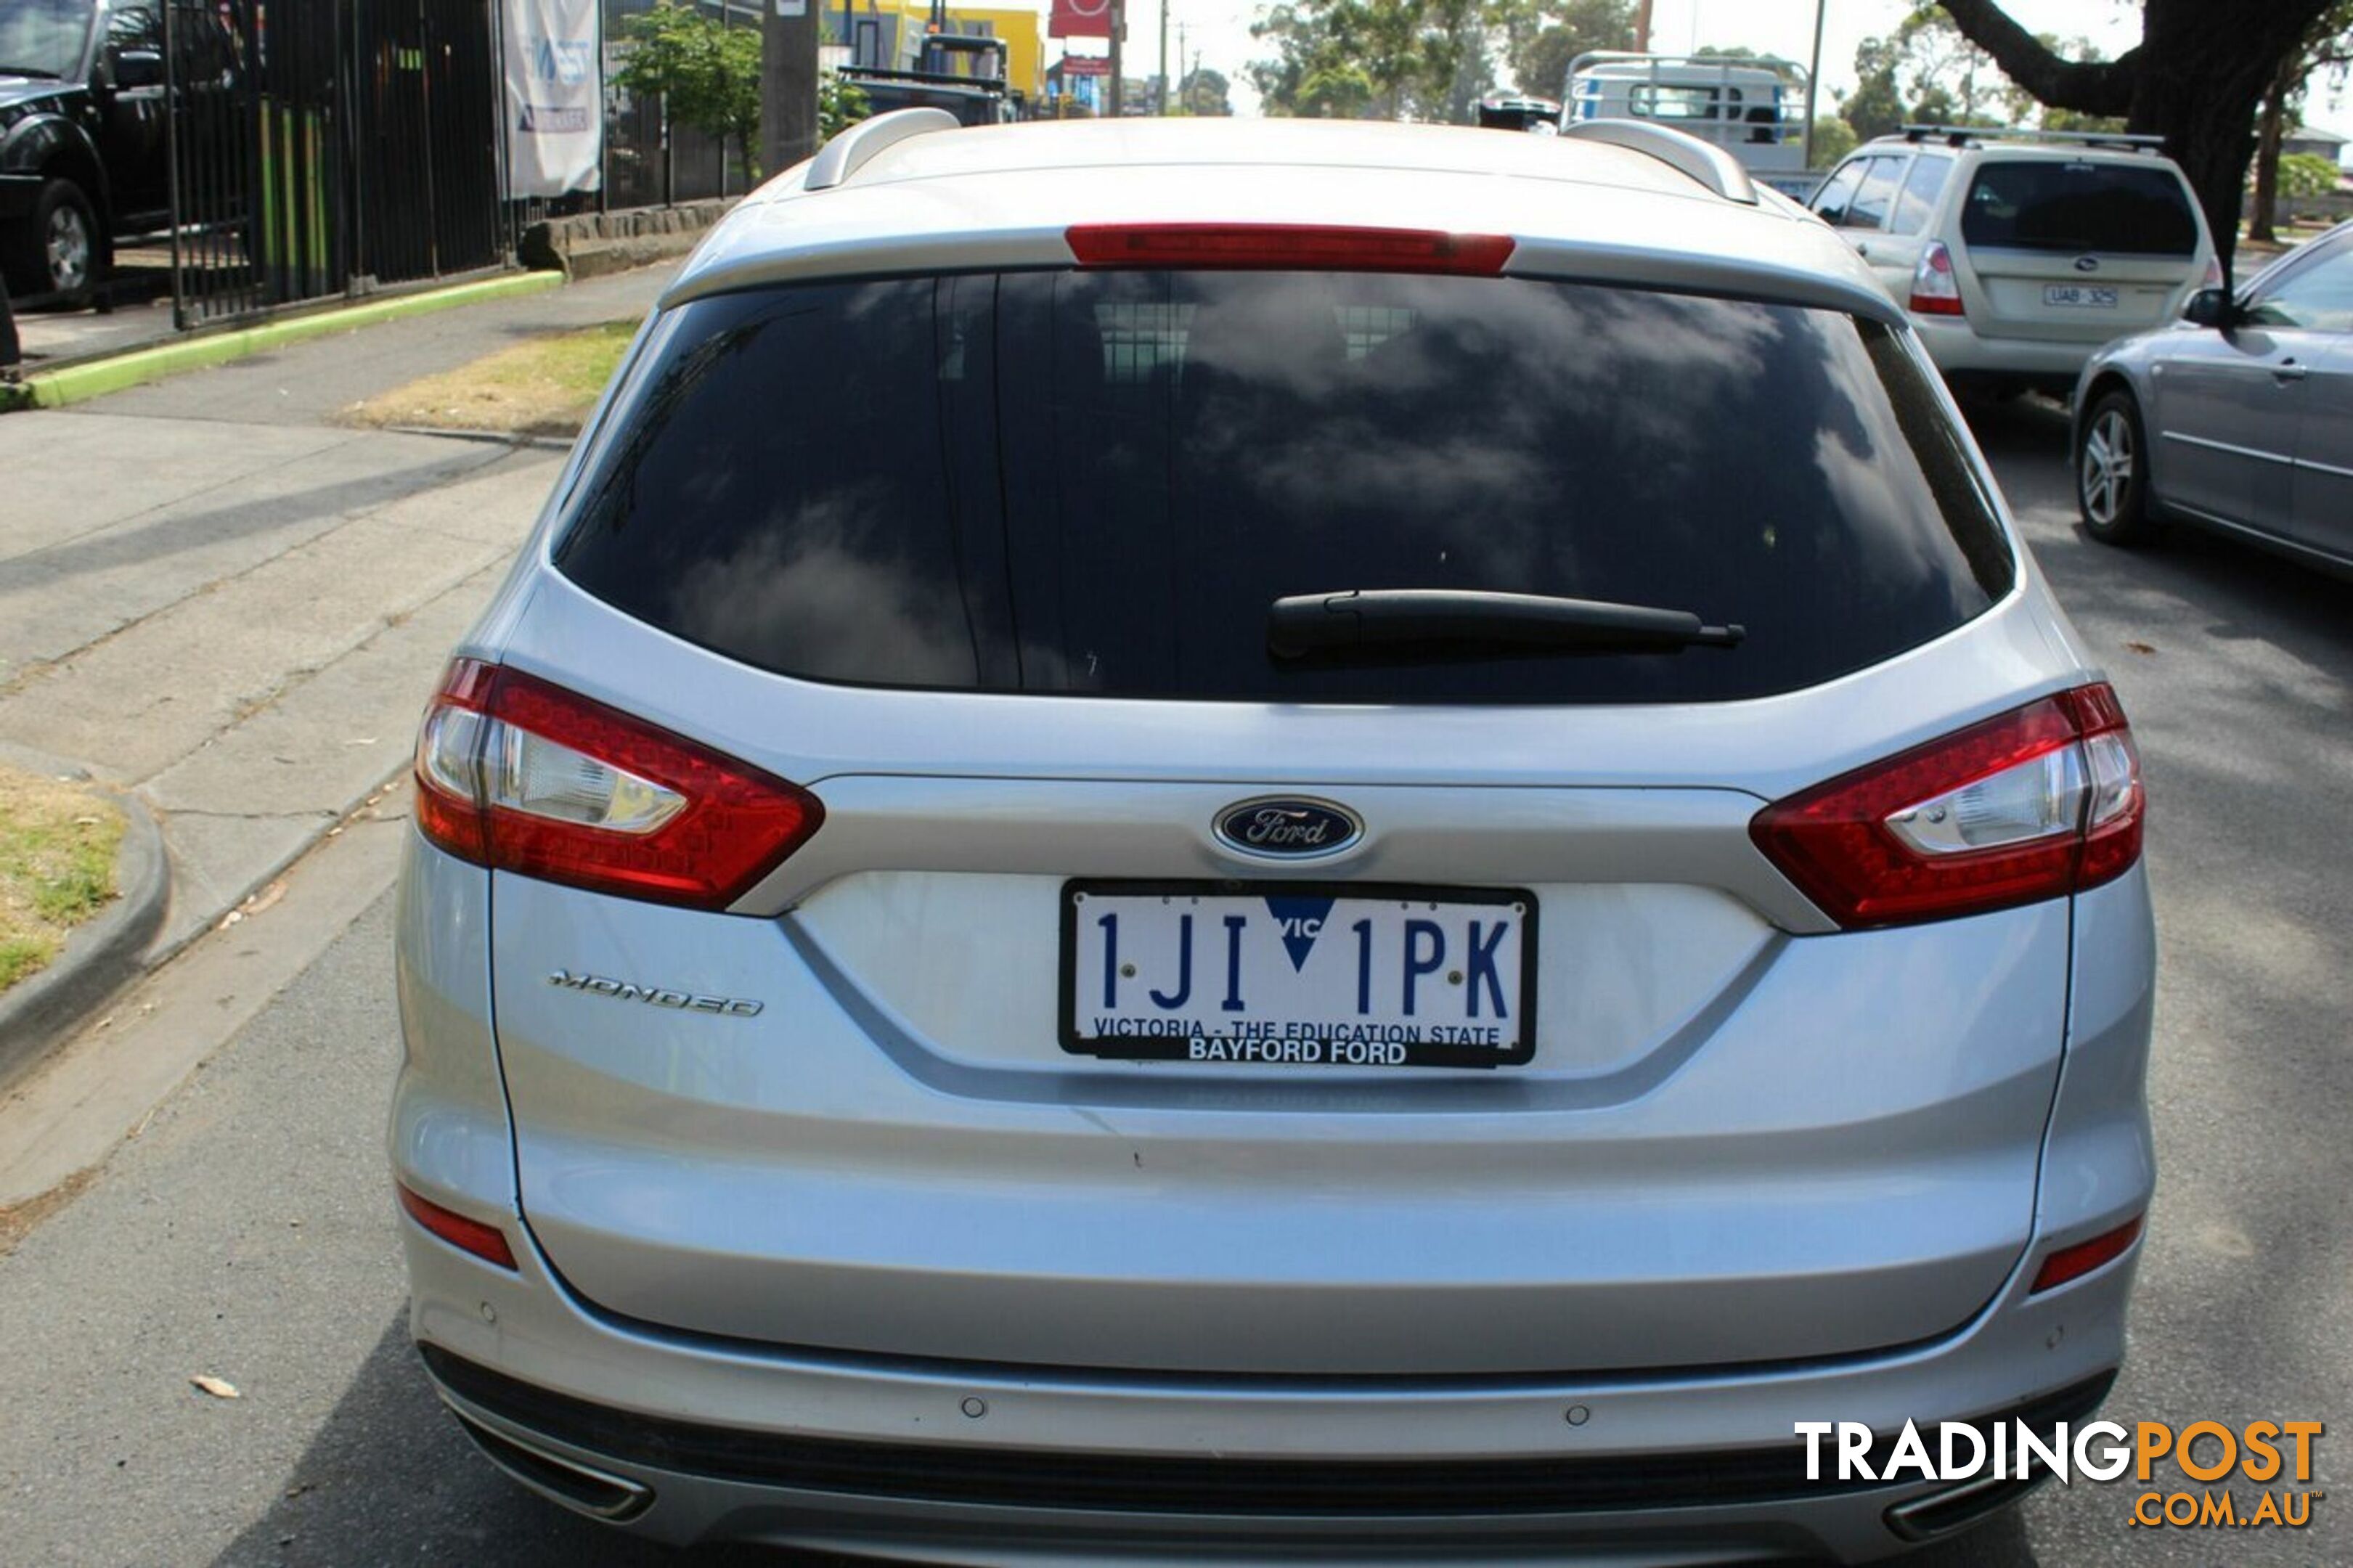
1215 797 1363 859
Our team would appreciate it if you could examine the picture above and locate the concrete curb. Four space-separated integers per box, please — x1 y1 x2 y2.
0 793 169 1092
6 270 566 412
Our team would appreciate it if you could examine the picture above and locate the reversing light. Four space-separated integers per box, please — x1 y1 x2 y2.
397 1184 518 1270
1751 682 2144 928
1066 224 1516 276
412 659 823 909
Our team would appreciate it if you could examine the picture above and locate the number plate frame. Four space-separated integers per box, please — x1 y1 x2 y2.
2042 284 2119 309
1057 879 1541 1070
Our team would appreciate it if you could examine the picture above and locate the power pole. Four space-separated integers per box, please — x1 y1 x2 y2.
1157 0 1170 115
1802 0 1826 169
1633 0 1652 53
1108 0 1125 115
1175 22 1188 113
763 0 820 179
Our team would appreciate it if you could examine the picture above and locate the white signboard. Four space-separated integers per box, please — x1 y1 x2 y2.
502 0 603 198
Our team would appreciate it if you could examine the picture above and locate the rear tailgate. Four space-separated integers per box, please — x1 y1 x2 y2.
1958 156 2205 341
483 258 2070 1377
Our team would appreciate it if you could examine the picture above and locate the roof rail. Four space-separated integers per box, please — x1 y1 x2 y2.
805 107 960 192
1899 123 2166 152
1559 118 1758 205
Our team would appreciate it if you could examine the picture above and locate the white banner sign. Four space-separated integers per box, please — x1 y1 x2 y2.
502 0 603 198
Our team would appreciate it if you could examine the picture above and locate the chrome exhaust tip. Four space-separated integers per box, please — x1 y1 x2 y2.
448 1406 655 1522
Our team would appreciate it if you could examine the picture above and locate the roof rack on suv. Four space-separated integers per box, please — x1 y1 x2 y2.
805 107 960 192
1898 124 2168 153
1559 118 1758 205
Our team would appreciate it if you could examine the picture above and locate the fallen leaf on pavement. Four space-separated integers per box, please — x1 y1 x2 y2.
2124 640 2156 655
247 881 288 915
191 1375 241 1400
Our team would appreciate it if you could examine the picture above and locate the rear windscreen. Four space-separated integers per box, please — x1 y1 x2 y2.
1962 160 2199 256
555 272 2013 703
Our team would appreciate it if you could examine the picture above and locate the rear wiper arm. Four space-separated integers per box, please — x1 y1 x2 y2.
1268 589 1744 661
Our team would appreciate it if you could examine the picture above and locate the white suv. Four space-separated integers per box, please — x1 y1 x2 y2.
1808 126 2219 396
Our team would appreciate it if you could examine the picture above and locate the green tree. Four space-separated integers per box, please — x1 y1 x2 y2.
2251 4 2353 240
1808 115 1858 166
820 70 870 142
1181 66 1235 115
616 2 764 178
2277 150 2344 198
1840 34 1907 142
1507 0 1636 102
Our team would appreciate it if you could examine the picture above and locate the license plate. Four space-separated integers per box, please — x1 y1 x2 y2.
2043 285 2118 309
1060 881 1537 1069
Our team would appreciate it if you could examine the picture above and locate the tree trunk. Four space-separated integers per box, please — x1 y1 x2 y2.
2250 57 2293 245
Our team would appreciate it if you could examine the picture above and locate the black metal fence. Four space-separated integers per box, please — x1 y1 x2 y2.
162 0 516 328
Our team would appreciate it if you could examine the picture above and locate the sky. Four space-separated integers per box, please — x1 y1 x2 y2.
1084 0 2352 128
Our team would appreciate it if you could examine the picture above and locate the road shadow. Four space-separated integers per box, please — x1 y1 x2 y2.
208 1315 856 1567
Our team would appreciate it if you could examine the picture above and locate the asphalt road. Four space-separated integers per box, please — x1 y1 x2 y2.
0 398 2345 1566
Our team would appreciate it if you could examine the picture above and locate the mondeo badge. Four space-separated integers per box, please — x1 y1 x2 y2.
1214 797 1363 859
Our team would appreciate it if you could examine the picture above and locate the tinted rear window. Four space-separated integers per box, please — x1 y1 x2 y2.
556 272 2013 704
1961 160 2198 256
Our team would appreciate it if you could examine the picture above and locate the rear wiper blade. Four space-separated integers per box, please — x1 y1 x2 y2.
1267 589 1744 661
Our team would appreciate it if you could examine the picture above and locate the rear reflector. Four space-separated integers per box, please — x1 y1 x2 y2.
397 1184 518 1270
1750 682 2144 928
2031 1214 2144 1293
412 659 823 909
1067 224 1515 276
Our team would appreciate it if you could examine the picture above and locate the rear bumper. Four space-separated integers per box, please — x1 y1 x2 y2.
1910 316 2112 382
401 1195 2137 1564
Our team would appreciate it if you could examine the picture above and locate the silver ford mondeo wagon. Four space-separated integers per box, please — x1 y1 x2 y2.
391 112 2156 1564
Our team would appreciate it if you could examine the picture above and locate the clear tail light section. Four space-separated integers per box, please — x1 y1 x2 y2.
412 658 823 909
1909 240 1965 317
2201 254 2224 290
1751 683 2143 928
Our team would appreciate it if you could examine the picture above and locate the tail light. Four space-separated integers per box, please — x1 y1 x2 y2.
1751 683 2143 928
2201 255 2224 290
1909 240 1965 317
1067 224 1516 276
412 658 823 909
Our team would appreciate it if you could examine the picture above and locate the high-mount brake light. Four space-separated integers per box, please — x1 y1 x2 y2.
1910 240 1965 317
1066 224 1516 276
411 658 823 909
1751 682 2144 928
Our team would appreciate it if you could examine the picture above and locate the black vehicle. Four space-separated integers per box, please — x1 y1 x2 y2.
1475 94 1561 133
0 0 197 303
841 34 1017 129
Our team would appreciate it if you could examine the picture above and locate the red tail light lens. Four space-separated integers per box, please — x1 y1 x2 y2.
1067 224 1516 276
397 1183 517 1270
2031 1214 2144 1293
1751 683 2143 928
1909 239 1965 317
412 658 823 909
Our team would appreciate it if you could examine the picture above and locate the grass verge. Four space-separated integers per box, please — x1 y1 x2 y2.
0 766 124 993
340 319 637 438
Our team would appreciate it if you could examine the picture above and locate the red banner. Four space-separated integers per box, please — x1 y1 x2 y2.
1049 0 1113 40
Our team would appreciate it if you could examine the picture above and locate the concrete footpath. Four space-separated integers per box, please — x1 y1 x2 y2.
0 264 669 1035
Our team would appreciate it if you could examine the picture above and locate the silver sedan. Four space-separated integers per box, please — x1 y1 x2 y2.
2073 219 2353 573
